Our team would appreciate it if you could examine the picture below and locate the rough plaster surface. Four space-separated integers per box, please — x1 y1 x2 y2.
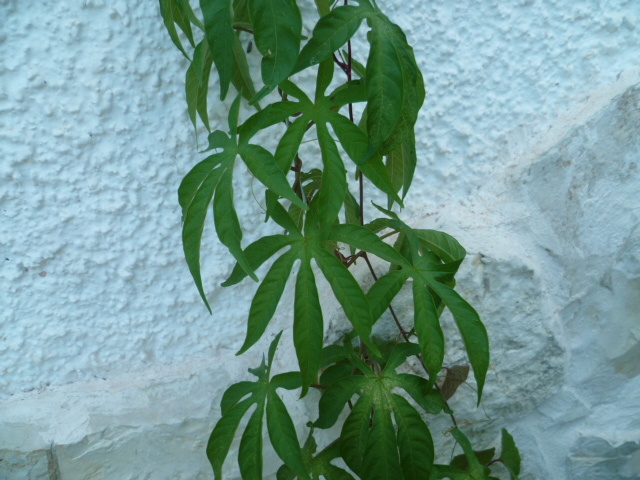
1 0 639 479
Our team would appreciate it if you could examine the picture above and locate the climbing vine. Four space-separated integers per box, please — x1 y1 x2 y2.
160 0 522 478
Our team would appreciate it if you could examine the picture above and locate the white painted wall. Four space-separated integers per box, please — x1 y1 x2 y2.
1 0 638 478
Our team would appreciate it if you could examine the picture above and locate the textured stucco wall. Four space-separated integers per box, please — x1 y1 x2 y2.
1 0 639 479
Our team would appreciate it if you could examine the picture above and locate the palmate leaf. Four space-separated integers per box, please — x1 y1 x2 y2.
220 203 379 395
360 207 489 400
315 343 439 480
237 79 398 234
249 0 302 102
178 101 305 310
207 334 310 480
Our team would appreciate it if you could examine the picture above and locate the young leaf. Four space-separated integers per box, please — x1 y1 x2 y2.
249 0 302 101
208 342 305 480
200 0 235 99
440 365 470 401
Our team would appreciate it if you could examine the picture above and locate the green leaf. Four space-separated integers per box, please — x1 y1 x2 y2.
238 250 297 354
328 113 403 205
228 92 243 139
451 448 495 473
239 403 265 480
159 0 191 59
426 280 489 404
271 371 302 390
200 0 235 99
413 283 444 389
364 14 424 157
214 169 259 282
501 429 521 479
315 59 335 102
366 269 409 322
186 41 213 131
329 223 409 266
313 248 378 356
430 465 475 480
392 373 446 414
294 255 324 396
177 0 204 30
223 234 293 286
231 33 258 102
220 381 255 414
385 131 416 207
239 101 303 143
340 393 373 473
361 392 403 480
365 18 404 155
450 428 485 479
381 342 420 374
249 0 302 101
316 375 367 429
414 229 467 265
294 5 367 73
328 80 368 107
343 190 361 237
274 116 308 172
267 389 311 479
178 153 228 312
391 393 434 480
316 122 347 237
207 397 255 479
239 144 308 209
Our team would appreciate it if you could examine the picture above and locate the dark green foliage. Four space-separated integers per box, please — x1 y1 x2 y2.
159 0 522 477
